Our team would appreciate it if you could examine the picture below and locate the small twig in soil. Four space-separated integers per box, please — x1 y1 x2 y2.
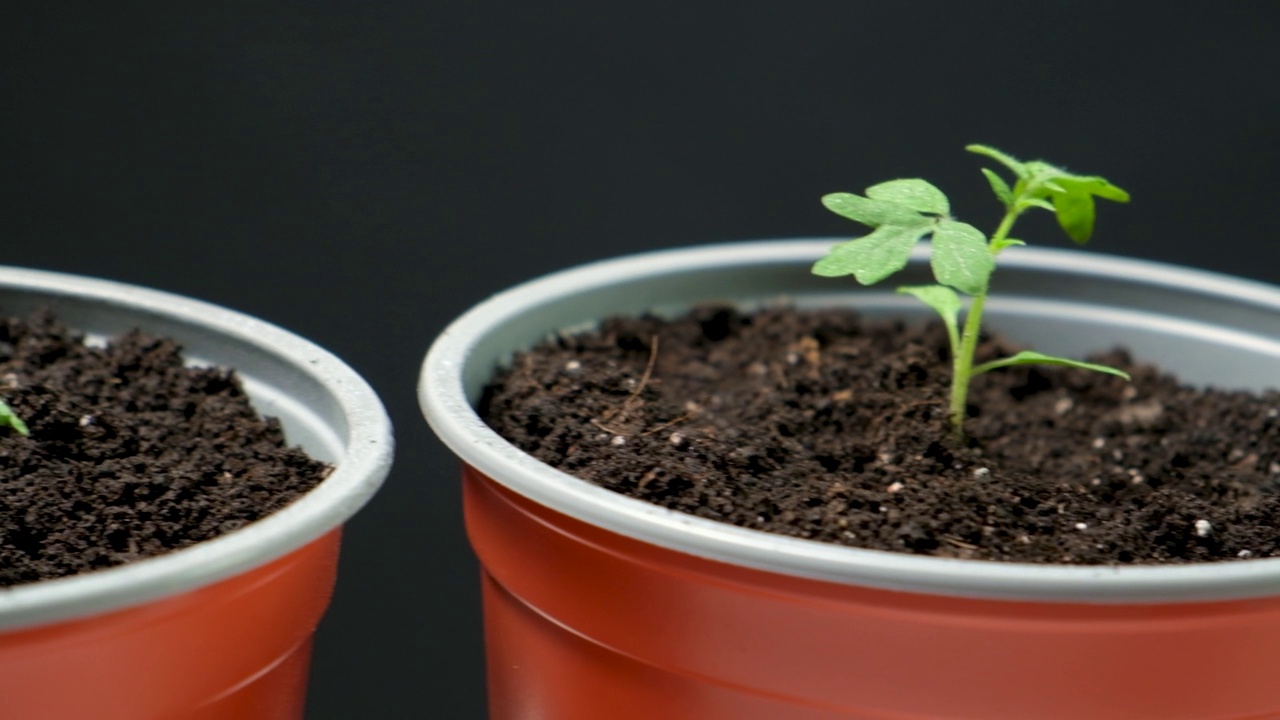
593 335 660 434
640 412 692 437
636 467 661 491
942 535 979 550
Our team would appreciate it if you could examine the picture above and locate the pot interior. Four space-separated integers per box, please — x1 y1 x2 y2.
461 242 1280 401
0 281 349 462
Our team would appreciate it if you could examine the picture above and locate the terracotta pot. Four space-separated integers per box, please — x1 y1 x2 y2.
0 268 393 720
421 240 1280 719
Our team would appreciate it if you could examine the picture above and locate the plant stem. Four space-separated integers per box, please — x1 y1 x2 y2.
948 208 1020 441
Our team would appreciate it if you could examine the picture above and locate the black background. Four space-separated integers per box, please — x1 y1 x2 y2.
5 3 1279 717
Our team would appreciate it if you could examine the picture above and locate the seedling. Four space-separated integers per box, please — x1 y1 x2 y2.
814 144 1131 440
0 398 27 436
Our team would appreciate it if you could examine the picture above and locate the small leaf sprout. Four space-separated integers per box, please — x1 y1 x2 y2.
814 144 1131 440
0 397 28 436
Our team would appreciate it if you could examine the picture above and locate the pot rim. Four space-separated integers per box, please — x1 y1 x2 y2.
0 267 393 631
422 239 1280 603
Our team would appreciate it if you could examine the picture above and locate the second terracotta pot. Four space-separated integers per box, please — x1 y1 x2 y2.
423 240 1280 719
0 267 394 720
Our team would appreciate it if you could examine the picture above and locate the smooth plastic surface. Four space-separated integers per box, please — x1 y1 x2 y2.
0 531 339 720
469 469 1280 720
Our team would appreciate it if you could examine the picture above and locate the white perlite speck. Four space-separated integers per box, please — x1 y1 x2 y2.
1239 550 1254 559
1074 522 1088 531
1194 519 1212 537
886 481 904 493
564 360 581 372
972 467 991 479
610 435 626 446
668 432 685 446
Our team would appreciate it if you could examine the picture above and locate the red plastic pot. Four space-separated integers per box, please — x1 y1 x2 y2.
422 241 1280 719
0 268 393 720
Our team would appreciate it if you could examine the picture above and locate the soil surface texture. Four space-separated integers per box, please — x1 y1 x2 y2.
0 310 328 587
482 306 1280 564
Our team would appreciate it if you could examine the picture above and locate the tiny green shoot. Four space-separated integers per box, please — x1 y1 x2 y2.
814 144 1131 441
0 397 28 436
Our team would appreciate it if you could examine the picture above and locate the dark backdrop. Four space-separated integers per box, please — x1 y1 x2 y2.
5 3 1279 717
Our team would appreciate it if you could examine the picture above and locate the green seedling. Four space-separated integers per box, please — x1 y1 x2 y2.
814 144 1131 441
0 397 28 436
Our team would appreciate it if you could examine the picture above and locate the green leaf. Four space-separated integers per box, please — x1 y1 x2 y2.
812 222 933 285
1071 176 1130 203
991 237 1026 253
930 219 993 295
1053 188 1097 244
1021 162 1073 200
971 351 1132 379
1022 160 1064 182
0 398 29 436
980 168 1014 207
1054 174 1130 200
865 179 950 216
821 193 924 227
898 284 961 353
1045 176 1130 244
1017 197 1056 212
966 144 1027 177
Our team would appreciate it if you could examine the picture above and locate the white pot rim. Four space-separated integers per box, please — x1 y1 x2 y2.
421 239 1280 604
0 267 393 631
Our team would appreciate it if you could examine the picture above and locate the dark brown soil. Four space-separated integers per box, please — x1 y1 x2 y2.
0 309 329 588
481 306 1280 564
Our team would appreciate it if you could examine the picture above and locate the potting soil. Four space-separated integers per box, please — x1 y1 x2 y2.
482 305 1280 564
0 309 328 587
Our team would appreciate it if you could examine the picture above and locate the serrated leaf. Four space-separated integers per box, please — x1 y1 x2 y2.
0 398 29 436
821 192 924 227
980 168 1014 207
991 237 1026 253
866 179 950 215
966 144 1027 177
898 284 961 352
931 219 993 295
971 351 1131 379
812 222 933 285
1053 188 1096 244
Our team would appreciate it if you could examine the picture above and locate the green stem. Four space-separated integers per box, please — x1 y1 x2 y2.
948 208 1020 441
